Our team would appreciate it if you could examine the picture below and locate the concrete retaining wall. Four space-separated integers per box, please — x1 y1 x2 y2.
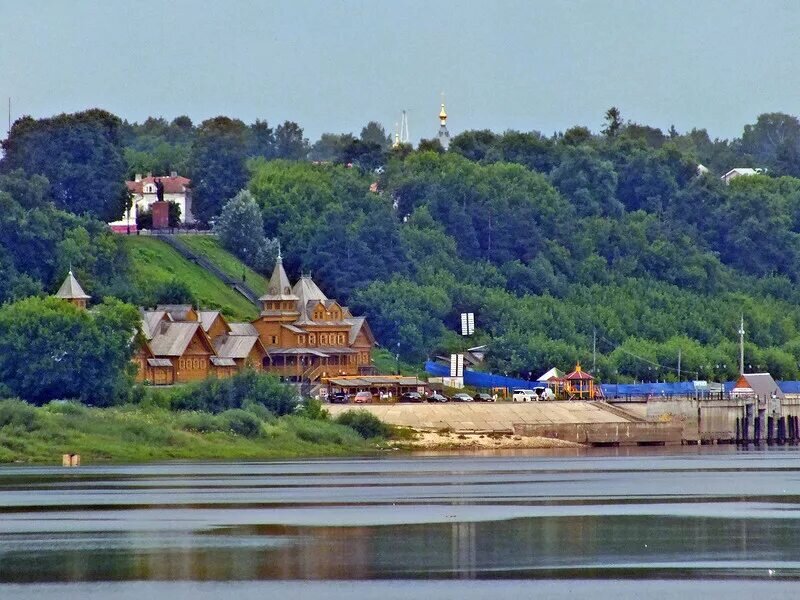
512 422 683 446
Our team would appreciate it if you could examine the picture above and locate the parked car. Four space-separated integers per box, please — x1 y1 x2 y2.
452 393 474 402
512 389 537 402
353 391 373 404
428 392 449 403
532 386 556 401
400 391 424 403
474 393 494 402
329 393 349 404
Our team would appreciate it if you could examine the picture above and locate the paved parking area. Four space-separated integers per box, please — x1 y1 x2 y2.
326 401 630 432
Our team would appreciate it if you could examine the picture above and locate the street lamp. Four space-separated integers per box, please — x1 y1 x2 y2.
395 341 400 375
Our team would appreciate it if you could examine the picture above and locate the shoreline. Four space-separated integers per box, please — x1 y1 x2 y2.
394 431 583 450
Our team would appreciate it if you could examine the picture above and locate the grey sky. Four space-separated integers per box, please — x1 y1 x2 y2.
2 0 799 142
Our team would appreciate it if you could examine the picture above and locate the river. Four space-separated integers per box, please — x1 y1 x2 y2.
2 446 800 598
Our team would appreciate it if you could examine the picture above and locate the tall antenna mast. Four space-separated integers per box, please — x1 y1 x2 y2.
739 314 745 375
7 97 10 134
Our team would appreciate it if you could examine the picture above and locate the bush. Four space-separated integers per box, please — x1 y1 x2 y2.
177 412 224 433
243 401 275 423
0 399 40 431
285 416 357 445
295 398 329 421
171 370 298 415
219 409 262 437
44 400 89 416
334 410 391 439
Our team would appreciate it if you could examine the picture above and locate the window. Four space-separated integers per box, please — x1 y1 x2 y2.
320 334 328 345
309 334 316 345
338 334 345 345
179 358 185 370
270 335 278 344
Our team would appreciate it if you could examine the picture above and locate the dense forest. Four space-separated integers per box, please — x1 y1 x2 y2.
4 107 800 383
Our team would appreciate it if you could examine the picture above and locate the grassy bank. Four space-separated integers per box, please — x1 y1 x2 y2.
178 235 270 296
123 236 258 320
0 400 379 464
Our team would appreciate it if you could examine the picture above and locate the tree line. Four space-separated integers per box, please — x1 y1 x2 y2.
5 106 800 392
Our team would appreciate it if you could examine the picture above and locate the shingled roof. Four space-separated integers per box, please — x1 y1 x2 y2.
148 322 203 357
55 271 90 300
259 255 299 302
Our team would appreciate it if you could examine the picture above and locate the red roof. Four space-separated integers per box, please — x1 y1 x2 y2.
565 363 594 380
126 174 191 195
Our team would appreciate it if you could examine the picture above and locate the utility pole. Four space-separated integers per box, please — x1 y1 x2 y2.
7 97 10 134
739 314 745 376
677 348 681 382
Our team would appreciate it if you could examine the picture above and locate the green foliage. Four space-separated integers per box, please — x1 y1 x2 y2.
219 409 262 437
0 297 139 406
170 370 298 415
1 109 127 220
189 117 250 223
0 399 40 431
214 189 278 273
334 410 391 439
295 398 329 421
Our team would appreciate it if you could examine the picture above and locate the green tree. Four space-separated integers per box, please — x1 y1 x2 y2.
0 296 139 405
359 121 391 149
188 116 249 222
602 106 623 138
1 109 127 220
274 121 309 160
215 189 278 273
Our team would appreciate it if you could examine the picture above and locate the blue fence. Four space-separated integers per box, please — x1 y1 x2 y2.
425 361 800 396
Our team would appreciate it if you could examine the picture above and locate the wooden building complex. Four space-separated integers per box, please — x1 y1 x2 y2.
252 252 376 382
53 263 376 386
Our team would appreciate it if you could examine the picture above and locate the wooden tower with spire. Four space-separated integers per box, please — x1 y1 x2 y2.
55 270 91 309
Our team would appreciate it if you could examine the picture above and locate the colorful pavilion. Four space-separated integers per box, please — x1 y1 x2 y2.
562 363 602 400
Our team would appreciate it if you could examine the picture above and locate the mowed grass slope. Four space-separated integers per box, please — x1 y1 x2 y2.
123 237 258 321
178 235 270 295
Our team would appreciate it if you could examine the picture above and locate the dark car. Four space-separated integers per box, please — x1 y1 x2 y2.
329 393 349 404
452 393 474 402
428 392 449 403
400 391 424 403
475 393 494 402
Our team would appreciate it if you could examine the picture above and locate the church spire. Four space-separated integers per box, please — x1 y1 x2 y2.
437 92 450 151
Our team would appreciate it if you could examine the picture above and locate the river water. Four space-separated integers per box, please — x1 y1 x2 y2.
2 446 800 598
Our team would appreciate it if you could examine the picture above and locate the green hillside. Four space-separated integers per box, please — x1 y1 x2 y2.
178 235 270 295
123 237 258 321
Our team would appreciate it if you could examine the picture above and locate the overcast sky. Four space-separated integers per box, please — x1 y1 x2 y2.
2 0 799 142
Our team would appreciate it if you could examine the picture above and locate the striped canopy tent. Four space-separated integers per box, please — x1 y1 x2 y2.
563 363 600 400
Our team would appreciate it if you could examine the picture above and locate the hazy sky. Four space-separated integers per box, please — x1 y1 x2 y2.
2 0 799 142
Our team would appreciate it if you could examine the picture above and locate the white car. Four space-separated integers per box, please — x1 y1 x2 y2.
512 389 538 402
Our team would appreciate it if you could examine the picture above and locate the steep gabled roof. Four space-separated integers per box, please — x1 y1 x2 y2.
228 322 259 336
55 271 90 300
343 316 374 345
156 304 196 322
149 322 206 357
214 335 263 360
140 309 170 340
198 310 228 334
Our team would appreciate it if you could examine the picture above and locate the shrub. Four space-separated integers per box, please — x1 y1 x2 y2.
0 399 40 431
171 370 298 415
243 401 275 423
334 410 391 439
44 400 89 416
220 409 262 437
177 412 224 433
295 398 329 421
285 416 362 446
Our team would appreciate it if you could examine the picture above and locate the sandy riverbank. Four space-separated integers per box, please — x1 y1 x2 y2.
393 431 584 450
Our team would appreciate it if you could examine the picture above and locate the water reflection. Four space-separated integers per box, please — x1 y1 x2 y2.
2 448 800 583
